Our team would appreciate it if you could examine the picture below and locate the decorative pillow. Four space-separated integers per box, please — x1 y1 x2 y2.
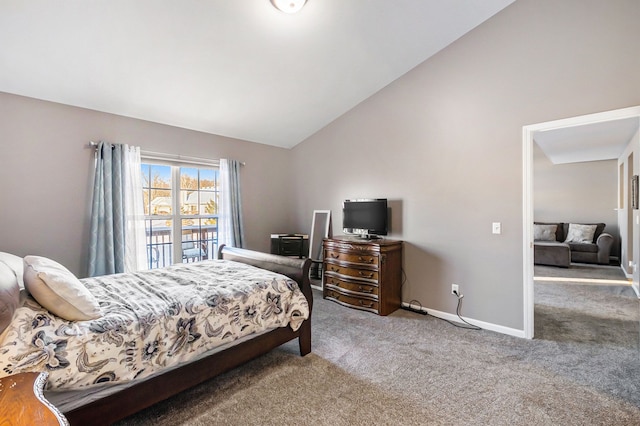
23 256 102 321
564 223 597 244
533 224 557 241
0 252 25 289
0 261 20 335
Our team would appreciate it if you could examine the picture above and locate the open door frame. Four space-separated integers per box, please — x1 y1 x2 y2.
522 105 640 339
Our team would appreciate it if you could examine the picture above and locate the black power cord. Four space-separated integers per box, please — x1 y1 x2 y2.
401 292 481 330
400 270 428 315
448 291 481 330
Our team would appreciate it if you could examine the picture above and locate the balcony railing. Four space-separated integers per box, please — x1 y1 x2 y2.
146 225 218 269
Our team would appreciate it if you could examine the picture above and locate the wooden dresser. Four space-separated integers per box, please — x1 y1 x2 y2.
322 236 403 315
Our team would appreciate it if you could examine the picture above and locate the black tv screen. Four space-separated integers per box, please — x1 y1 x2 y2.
342 199 388 237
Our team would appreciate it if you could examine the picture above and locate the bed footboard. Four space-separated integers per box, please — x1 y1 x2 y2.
218 245 313 309
218 245 313 355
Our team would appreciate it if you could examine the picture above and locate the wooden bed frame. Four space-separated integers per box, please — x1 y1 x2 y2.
61 246 313 425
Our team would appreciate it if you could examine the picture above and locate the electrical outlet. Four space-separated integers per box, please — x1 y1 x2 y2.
451 284 459 295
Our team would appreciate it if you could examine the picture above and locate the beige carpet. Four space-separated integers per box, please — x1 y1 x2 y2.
116 268 640 426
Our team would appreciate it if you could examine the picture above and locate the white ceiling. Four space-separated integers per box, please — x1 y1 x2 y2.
0 0 515 148
534 117 640 164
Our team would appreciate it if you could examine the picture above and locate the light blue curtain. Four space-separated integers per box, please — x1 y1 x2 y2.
219 159 245 248
88 142 146 276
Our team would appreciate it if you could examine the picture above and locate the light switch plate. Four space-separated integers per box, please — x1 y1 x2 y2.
492 222 501 234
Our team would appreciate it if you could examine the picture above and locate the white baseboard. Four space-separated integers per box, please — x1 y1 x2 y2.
401 302 526 338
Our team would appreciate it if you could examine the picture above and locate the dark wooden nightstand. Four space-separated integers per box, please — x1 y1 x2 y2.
0 372 68 425
270 234 309 258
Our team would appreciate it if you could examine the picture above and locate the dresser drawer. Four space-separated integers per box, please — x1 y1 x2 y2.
324 264 378 282
324 275 378 297
324 249 379 267
324 289 379 313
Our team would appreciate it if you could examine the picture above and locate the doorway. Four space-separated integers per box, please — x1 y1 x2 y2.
522 105 640 339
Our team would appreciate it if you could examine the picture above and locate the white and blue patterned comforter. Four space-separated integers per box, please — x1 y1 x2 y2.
0 260 309 390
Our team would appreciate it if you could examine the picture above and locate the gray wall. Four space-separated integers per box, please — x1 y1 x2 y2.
290 0 640 332
1 0 638 334
0 92 295 277
533 144 620 259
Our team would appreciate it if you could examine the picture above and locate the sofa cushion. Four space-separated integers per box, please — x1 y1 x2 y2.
568 242 598 253
533 224 558 241
593 223 606 240
564 223 597 244
534 222 564 242
533 241 571 267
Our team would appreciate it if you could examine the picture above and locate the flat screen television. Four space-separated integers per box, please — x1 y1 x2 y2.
342 199 388 238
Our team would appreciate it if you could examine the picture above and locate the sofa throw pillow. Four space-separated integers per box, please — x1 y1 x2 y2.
23 255 102 321
533 224 557 241
564 223 597 244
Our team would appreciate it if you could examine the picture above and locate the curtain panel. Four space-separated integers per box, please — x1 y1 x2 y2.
88 142 146 277
219 159 245 248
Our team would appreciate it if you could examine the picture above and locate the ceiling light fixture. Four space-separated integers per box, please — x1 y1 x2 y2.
270 0 307 14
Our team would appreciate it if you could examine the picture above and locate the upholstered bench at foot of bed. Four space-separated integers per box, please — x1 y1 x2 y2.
534 242 571 268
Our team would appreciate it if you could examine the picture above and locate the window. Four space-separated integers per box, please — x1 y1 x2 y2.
141 163 219 269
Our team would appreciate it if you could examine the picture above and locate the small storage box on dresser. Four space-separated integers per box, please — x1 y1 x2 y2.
322 236 403 315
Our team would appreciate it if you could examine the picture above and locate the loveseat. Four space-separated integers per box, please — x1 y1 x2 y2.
533 222 614 267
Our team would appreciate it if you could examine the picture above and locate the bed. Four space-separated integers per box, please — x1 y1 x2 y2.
0 245 313 425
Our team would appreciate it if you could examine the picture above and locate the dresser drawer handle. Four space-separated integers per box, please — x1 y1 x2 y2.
358 271 374 279
359 300 374 308
358 256 374 263
330 266 340 273
358 286 373 293
330 253 339 258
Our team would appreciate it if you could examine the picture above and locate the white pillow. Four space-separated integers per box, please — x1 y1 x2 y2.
533 224 557 241
564 223 597 244
23 255 102 321
0 252 25 289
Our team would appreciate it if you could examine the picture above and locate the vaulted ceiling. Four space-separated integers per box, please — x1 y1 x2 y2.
0 0 515 148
